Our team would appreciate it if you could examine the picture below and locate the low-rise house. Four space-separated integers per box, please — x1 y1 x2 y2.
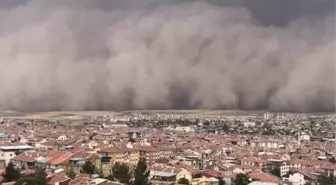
150 171 176 182
208 177 219 185
205 162 231 171
47 174 70 185
69 176 91 185
233 164 260 174
203 169 225 179
68 158 86 174
91 178 108 185
282 169 318 185
191 176 211 185
47 151 74 169
176 169 193 183
321 163 336 177
247 182 278 185
11 151 47 169
247 172 279 184
69 152 100 166
0 143 34 165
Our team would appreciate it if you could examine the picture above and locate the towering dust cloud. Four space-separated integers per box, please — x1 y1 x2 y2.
0 0 334 112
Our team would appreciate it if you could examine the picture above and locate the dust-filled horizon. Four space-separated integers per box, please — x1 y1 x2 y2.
0 0 335 112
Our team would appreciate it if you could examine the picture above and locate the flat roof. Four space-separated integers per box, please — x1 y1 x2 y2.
208 177 219 182
91 178 107 184
248 182 277 185
151 171 176 177
0 145 34 150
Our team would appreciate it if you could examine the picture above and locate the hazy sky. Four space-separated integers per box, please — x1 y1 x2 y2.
2 0 335 26
0 0 334 112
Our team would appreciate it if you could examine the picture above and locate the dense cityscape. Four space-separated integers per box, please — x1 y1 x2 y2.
0 111 334 185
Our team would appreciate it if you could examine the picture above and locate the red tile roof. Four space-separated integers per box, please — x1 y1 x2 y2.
48 175 70 185
242 157 266 163
203 169 225 178
99 147 136 153
321 163 336 170
236 164 259 170
70 152 93 159
47 152 74 165
12 152 47 162
248 172 279 183
69 177 91 185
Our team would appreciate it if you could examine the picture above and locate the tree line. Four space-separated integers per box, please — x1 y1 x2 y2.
1 158 150 185
70 158 150 185
1 162 48 185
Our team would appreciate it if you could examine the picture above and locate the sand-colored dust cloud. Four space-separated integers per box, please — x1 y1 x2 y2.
0 0 334 112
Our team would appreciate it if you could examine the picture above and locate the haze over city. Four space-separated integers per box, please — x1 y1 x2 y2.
0 0 334 112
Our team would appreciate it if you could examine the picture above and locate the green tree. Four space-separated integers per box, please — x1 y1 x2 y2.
98 169 104 178
81 161 95 174
34 167 48 185
112 162 132 184
218 179 226 185
234 173 251 185
15 167 47 185
203 121 211 128
317 174 336 185
2 162 21 182
107 174 114 181
112 162 121 181
94 167 104 178
68 167 76 179
177 177 190 185
15 177 36 185
133 158 150 185
222 124 230 132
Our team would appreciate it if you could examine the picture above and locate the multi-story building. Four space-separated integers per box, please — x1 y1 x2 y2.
128 129 144 140
98 147 140 167
138 146 173 166
266 159 290 177
241 157 266 168
0 144 34 166
249 139 284 149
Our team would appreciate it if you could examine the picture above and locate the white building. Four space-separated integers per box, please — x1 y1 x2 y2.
287 172 306 185
284 171 317 185
299 132 311 141
248 182 277 185
166 126 195 133
0 144 34 165
243 122 256 127
263 112 273 120
280 162 290 177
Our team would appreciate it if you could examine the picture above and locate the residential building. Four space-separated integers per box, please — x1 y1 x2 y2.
0 144 34 165
98 147 140 166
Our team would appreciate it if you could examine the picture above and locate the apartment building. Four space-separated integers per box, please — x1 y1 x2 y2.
98 147 140 166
